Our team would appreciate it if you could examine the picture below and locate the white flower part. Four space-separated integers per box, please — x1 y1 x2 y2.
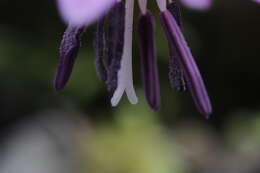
137 0 148 14
111 0 138 106
156 0 167 11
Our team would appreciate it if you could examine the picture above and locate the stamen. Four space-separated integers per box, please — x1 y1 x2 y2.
94 17 108 82
160 10 212 117
111 0 138 106
156 0 167 11
167 0 182 26
168 43 187 92
138 12 160 111
106 1 126 90
54 25 84 91
137 0 148 14
167 0 187 91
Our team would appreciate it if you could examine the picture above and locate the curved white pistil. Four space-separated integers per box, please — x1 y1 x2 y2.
156 0 167 11
137 0 148 14
111 0 138 106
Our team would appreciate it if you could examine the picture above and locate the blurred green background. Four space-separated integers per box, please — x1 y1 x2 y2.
1 0 260 173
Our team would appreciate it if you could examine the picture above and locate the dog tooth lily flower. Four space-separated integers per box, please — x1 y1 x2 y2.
54 0 212 117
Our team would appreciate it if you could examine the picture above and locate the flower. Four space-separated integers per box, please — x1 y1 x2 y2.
54 0 212 117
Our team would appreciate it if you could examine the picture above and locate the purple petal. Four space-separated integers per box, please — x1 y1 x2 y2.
180 0 213 11
253 0 260 3
160 10 212 117
94 17 108 82
138 12 160 111
57 0 117 26
54 25 84 91
106 1 126 91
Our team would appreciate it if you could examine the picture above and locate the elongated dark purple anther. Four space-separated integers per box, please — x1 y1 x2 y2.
167 1 186 92
160 10 212 117
138 12 160 111
94 17 108 82
168 43 187 92
106 1 126 91
54 25 84 91
167 1 182 26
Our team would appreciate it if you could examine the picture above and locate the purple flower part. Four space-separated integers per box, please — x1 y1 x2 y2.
57 0 117 26
54 25 84 91
160 10 212 117
168 43 187 92
253 0 260 4
94 17 108 82
167 1 182 27
180 0 212 11
138 12 161 111
167 1 187 92
106 1 126 91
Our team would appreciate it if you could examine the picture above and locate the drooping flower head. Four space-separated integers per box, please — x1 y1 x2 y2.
54 0 213 117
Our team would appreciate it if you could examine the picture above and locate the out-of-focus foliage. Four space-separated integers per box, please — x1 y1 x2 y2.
226 111 260 155
82 113 185 173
